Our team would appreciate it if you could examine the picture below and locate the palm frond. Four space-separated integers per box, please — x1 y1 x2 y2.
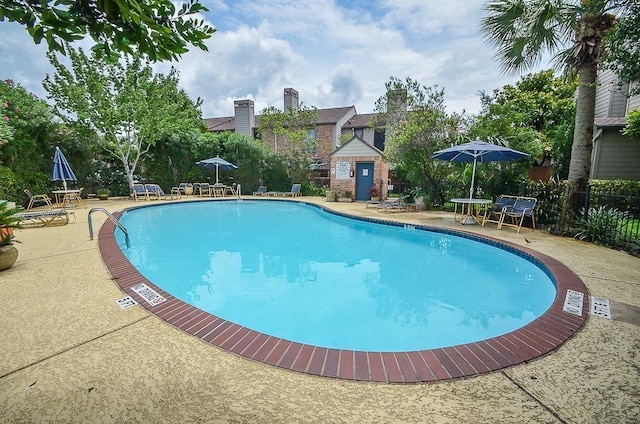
482 0 578 73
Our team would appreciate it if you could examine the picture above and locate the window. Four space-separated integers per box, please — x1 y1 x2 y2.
354 128 364 139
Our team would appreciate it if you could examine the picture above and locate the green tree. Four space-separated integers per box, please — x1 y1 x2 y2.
602 2 640 95
482 0 629 229
0 79 56 201
622 108 640 139
373 77 459 203
472 70 577 179
256 104 319 188
0 0 215 61
44 48 204 194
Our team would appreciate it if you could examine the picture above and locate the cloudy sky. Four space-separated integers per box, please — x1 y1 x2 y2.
0 0 554 119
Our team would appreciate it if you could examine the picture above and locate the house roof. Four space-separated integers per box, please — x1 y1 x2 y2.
342 113 377 129
315 106 356 124
203 117 235 131
595 117 627 128
204 106 357 131
331 135 384 157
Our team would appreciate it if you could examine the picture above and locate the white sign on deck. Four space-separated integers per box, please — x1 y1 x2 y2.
131 283 166 306
563 289 584 316
590 296 611 319
115 296 138 309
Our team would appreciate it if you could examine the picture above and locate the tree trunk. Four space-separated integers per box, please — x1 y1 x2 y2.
558 64 597 231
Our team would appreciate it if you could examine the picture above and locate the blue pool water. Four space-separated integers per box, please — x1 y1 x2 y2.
116 200 556 352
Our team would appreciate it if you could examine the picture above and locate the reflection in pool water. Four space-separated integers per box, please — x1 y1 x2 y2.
117 200 556 351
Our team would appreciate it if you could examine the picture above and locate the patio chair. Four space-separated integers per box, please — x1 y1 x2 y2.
211 183 225 197
24 189 53 210
66 187 87 208
280 183 302 197
377 197 408 213
498 196 537 233
132 183 150 201
15 209 74 227
199 183 211 197
145 184 171 200
481 195 519 227
252 186 268 196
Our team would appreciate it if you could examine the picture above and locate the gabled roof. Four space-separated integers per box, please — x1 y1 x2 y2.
331 135 384 157
342 113 377 129
315 106 356 124
204 117 234 131
204 106 356 131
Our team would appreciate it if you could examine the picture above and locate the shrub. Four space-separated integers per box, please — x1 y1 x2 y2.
574 206 631 245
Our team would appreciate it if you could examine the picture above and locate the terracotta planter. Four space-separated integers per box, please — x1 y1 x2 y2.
0 244 18 271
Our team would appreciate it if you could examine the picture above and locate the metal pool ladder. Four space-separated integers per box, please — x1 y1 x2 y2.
88 207 130 248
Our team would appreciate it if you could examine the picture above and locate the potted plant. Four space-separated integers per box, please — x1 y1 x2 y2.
325 189 337 202
0 201 23 271
369 185 379 201
96 188 110 200
338 190 353 202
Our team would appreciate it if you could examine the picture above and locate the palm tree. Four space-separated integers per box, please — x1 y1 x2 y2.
481 0 629 230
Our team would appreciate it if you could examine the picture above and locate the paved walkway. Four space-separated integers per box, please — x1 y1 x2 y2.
1 197 638 423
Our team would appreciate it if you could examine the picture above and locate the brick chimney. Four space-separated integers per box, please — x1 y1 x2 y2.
284 88 299 112
234 100 255 137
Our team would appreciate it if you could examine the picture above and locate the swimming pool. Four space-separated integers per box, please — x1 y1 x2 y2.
100 199 588 382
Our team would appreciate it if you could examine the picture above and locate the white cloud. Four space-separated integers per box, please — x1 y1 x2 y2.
0 0 558 120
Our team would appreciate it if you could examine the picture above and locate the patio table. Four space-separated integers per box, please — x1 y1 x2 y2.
451 198 492 225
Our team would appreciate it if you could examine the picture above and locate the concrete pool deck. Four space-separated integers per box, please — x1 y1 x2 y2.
1 196 639 423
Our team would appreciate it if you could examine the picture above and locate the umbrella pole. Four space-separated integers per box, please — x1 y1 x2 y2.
216 165 219 185
469 157 477 199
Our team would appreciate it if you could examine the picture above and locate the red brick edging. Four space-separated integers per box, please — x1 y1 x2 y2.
98 201 588 383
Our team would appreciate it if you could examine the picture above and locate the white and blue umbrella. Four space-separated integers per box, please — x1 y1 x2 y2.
51 147 78 190
196 156 238 184
432 138 529 198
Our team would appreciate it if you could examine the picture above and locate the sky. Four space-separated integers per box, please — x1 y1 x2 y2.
0 0 555 120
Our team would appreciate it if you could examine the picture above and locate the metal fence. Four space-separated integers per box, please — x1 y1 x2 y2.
394 178 640 254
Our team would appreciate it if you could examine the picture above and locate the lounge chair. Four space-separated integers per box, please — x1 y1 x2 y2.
498 196 537 233
178 183 190 195
377 197 408 213
481 195 519 227
24 189 53 210
132 183 150 201
199 183 211 197
145 184 174 200
15 209 73 227
253 186 268 196
280 183 302 197
211 183 225 197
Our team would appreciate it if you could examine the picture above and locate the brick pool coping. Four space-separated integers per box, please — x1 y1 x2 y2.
98 200 589 383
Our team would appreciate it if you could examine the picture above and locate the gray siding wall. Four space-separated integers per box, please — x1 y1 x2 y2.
334 107 357 148
591 129 640 180
234 100 255 137
340 127 375 145
595 70 627 118
333 140 380 158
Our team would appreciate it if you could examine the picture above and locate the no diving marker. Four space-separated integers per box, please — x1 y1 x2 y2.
590 296 612 319
563 289 584 316
131 283 166 306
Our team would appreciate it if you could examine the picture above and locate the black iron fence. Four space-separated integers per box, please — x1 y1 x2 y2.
556 183 640 254
393 177 640 254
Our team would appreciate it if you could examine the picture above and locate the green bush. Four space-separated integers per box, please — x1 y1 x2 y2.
574 206 634 246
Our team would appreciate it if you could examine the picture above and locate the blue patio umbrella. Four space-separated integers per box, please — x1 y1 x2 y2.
196 156 238 184
432 138 529 198
51 147 78 190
